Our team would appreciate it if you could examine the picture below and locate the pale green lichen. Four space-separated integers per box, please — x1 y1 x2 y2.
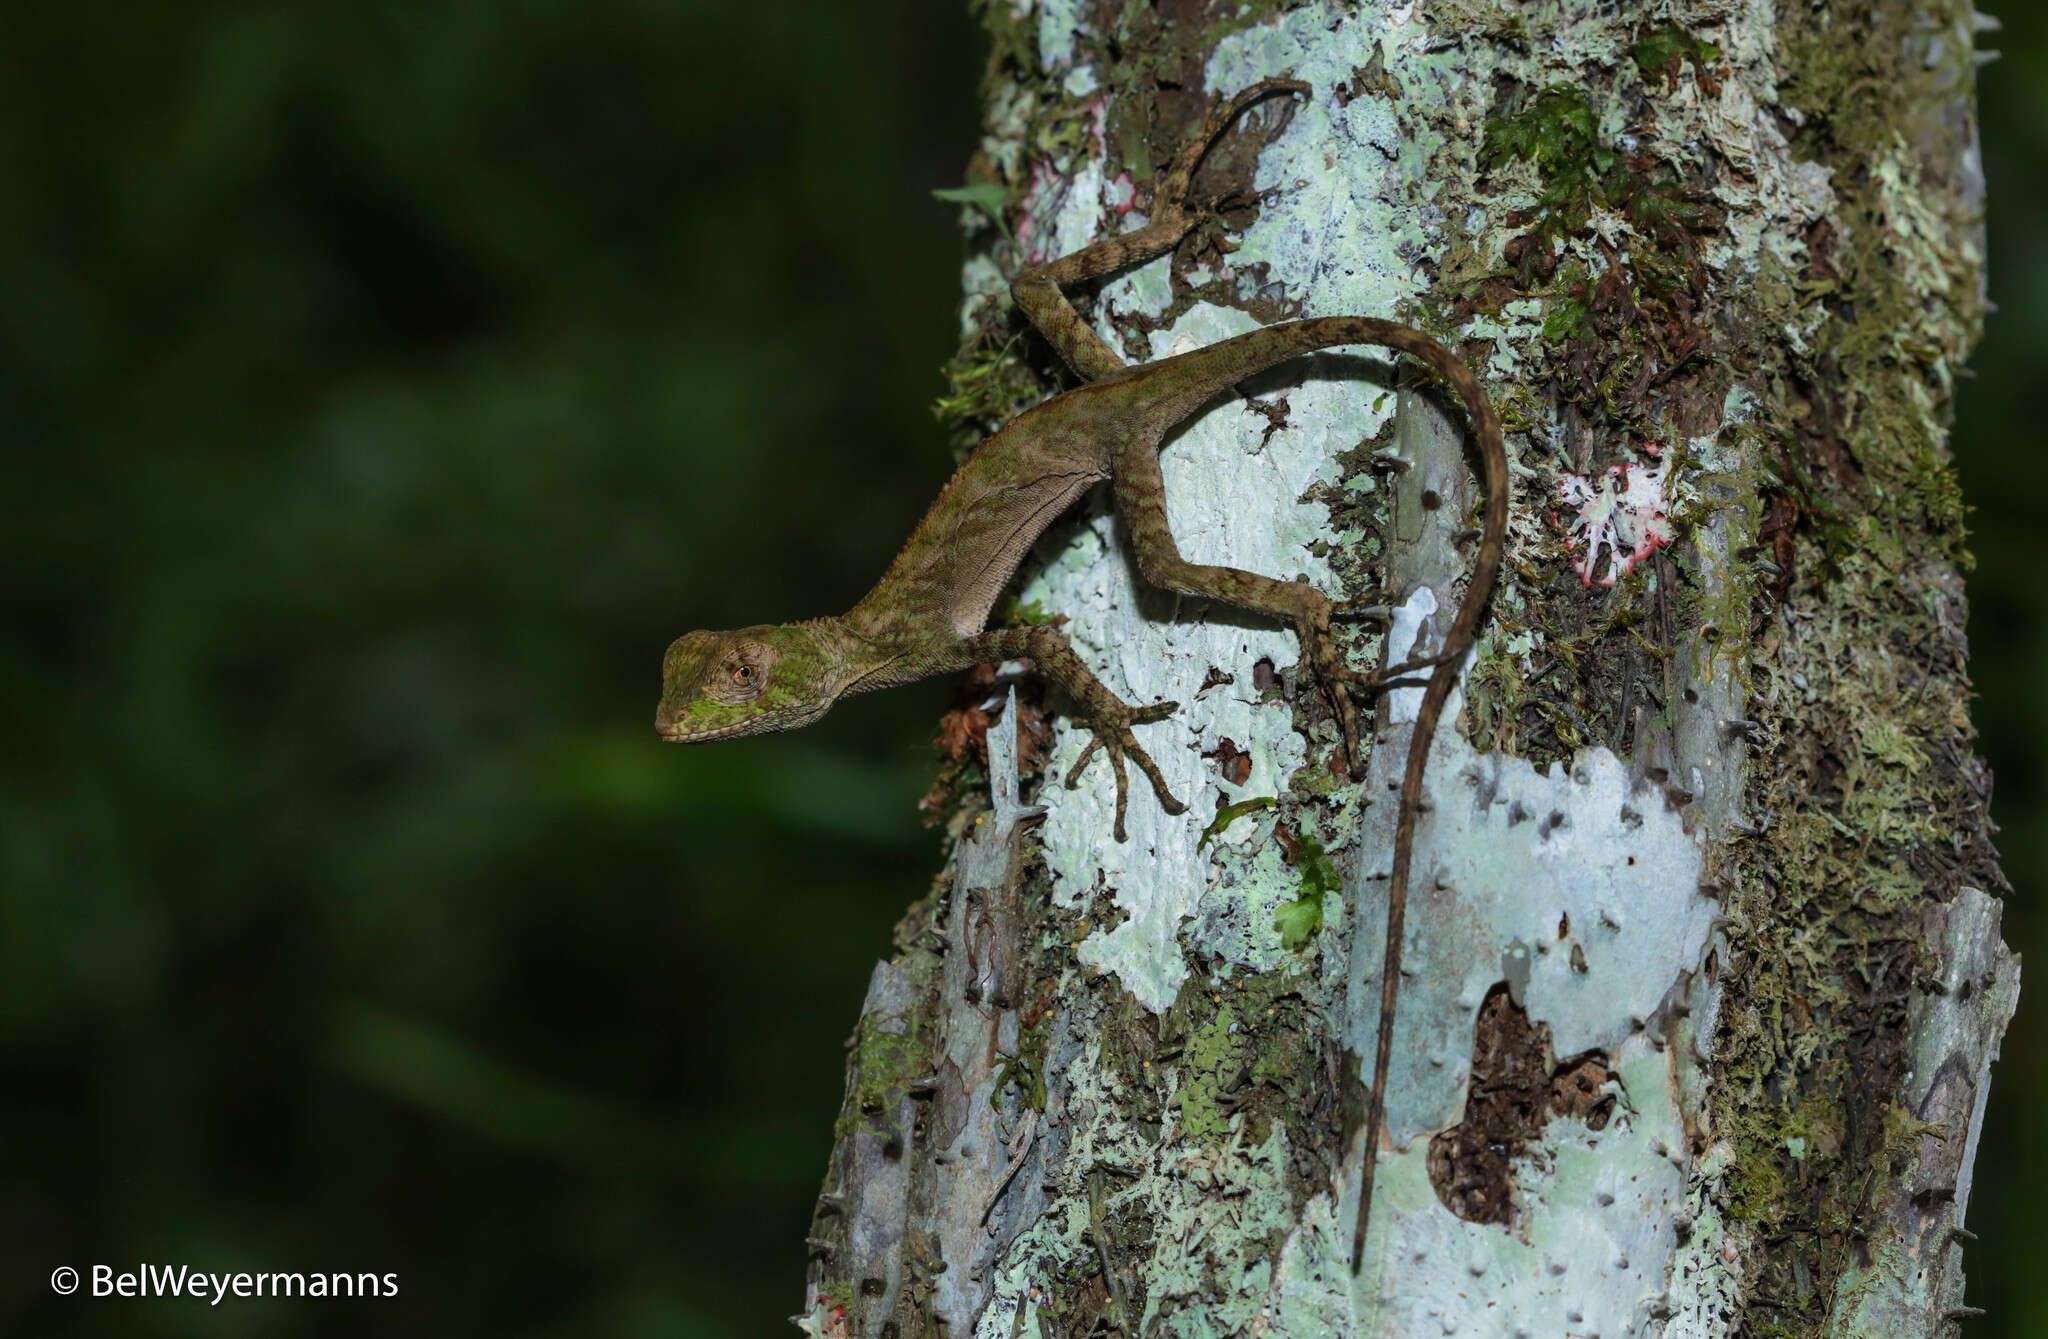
1169 1005 1242 1142
973 1035 1302 1337
931 0 1991 1334
1026 296 1365 1011
1035 0 1083 70
835 1007 926 1141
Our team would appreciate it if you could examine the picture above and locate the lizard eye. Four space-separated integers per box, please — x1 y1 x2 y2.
733 665 754 684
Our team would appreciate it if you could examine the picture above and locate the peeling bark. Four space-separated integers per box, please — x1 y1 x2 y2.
798 3 2015 1337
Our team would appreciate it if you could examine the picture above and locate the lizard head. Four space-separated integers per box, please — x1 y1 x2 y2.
655 621 855 743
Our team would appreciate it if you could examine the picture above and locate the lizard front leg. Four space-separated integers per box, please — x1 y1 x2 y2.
1010 77 1309 382
961 625 1186 842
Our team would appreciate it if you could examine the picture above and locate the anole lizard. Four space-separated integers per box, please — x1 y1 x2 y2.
653 79 1507 1272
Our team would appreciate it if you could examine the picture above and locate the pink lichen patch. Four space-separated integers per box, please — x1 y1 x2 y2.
1013 103 1129 262
1556 445 1674 588
1105 172 1136 215
1013 159 1062 263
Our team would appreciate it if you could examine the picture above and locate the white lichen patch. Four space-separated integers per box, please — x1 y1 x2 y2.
1252 1041 1704 1336
1024 294 1387 1012
972 1040 1301 1338
1135 1122 1301 1335
1467 298 1547 381
1017 149 1107 267
1207 8 1427 319
1663 1144 1747 1339
1251 1179 1355 1335
1035 0 1085 71
1347 742 1715 1142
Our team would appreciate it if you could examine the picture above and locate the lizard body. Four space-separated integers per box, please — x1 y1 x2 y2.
655 81 1507 1271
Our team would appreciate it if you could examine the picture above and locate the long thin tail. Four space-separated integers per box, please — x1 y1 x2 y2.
1147 315 1507 1271
1314 320 1507 1274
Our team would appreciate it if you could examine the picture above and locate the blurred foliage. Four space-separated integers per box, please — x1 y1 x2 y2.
1 3 2041 1336
1953 9 2048 1336
1 2 978 1335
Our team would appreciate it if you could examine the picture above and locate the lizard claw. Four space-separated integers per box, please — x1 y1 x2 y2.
1303 635 1368 780
1065 701 1186 842
1319 648 1458 776
1293 590 1452 780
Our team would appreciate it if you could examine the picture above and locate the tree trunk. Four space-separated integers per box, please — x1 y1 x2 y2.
798 3 2016 1336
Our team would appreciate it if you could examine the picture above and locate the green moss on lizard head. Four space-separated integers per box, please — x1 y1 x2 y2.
654 621 855 743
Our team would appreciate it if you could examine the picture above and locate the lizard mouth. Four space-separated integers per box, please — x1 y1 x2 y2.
656 700 830 743
656 719 758 744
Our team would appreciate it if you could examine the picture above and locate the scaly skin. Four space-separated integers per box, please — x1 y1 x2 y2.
658 85 1508 1273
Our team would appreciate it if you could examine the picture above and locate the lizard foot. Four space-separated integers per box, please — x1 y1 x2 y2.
1296 591 1455 778
1302 628 1369 779
1152 78 1312 229
1064 701 1186 842
1321 649 1459 774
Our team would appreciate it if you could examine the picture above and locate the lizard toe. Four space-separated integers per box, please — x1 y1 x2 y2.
1333 598 1392 623
1062 707 1186 838
1064 734 1105 788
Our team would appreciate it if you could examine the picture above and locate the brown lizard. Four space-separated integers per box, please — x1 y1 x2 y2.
652 79 1508 1271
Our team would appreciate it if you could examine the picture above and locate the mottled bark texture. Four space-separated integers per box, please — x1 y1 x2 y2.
796 3 2014 1337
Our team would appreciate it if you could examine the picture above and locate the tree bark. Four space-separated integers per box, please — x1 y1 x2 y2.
798 3 2015 1336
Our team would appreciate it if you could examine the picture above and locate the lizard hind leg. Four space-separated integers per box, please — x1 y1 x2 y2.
1009 77 1310 383
1110 442 1373 776
1153 78 1314 219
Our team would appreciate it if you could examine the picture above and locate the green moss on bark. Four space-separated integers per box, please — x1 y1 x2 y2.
1706 3 1997 1333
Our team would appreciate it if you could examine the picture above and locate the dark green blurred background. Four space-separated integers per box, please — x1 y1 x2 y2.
1 5 2039 1336
4 3 979 1334
1949 8 2048 1330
